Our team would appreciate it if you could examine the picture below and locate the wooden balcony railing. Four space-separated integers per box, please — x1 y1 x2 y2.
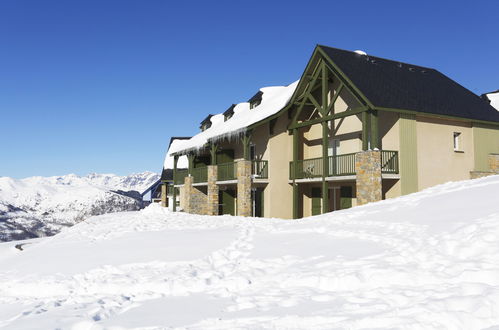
381 150 399 174
174 169 188 185
289 150 399 179
252 160 268 179
191 166 208 183
218 162 236 181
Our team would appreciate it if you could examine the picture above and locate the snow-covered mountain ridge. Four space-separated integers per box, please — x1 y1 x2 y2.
0 172 160 242
0 175 498 329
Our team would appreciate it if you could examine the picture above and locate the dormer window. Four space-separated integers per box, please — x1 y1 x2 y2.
248 91 263 110
223 104 236 122
200 114 213 132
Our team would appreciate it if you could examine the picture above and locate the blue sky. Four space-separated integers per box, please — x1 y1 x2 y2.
1 0 498 178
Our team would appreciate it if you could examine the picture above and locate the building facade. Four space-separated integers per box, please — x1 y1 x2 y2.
162 45 499 219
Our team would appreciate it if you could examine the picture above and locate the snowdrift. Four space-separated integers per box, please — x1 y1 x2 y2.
0 175 498 329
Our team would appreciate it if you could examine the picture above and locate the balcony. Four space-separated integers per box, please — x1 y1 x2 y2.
252 160 268 179
289 150 399 180
218 162 237 181
174 169 188 185
191 166 208 183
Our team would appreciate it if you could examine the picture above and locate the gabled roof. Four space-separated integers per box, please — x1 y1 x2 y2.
318 45 499 123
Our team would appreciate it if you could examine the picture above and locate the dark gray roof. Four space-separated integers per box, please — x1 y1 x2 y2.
223 104 236 117
200 114 214 126
319 45 499 123
248 91 263 103
160 168 172 181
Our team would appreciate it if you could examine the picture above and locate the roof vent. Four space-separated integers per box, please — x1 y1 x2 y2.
354 50 367 56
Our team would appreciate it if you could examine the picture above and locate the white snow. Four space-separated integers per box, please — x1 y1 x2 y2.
0 172 159 241
486 91 499 111
168 81 299 155
1 175 499 329
354 50 367 56
163 140 189 169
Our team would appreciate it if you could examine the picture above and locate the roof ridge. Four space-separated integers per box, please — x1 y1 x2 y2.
317 44 436 71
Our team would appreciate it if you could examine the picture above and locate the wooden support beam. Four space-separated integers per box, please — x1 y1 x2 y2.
307 92 322 114
242 132 251 160
321 61 328 115
187 154 195 175
370 109 379 149
290 106 369 129
326 83 344 115
321 121 329 214
172 155 178 212
291 66 323 126
362 111 368 150
209 143 218 165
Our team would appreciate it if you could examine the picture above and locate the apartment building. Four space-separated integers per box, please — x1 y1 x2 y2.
161 45 499 219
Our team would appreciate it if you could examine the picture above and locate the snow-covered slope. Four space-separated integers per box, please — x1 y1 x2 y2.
0 172 159 242
1 175 498 329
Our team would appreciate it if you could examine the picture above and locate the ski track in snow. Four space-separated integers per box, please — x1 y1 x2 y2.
1 176 499 329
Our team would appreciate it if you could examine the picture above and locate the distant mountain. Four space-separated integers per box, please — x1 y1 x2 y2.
0 172 160 242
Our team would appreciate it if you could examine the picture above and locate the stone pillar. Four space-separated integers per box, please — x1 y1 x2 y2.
237 160 252 217
161 183 168 207
183 175 208 215
207 165 219 215
355 150 382 205
183 176 193 213
489 154 499 173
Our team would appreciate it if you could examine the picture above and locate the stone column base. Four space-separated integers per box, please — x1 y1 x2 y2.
161 183 168 207
355 150 382 205
184 176 208 214
207 165 219 215
237 160 252 217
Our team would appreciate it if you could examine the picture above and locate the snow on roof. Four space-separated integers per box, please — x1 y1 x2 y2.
163 139 189 169
486 91 499 111
168 81 299 155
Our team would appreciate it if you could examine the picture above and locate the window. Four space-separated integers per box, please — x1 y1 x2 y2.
250 99 261 109
453 132 462 151
250 144 256 160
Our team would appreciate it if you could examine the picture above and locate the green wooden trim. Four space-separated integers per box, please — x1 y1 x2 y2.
370 109 379 149
289 106 368 129
373 107 499 127
209 143 218 165
187 154 194 175
472 125 499 171
172 156 178 212
399 113 419 195
326 83 343 115
242 133 251 160
362 111 368 151
307 92 322 114
290 63 324 127
321 121 328 213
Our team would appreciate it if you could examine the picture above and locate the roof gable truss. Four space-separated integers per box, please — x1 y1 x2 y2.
288 48 372 129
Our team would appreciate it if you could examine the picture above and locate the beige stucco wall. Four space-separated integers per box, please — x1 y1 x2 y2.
265 114 294 219
302 84 364 159
380 112 401 199
416 116 474 190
